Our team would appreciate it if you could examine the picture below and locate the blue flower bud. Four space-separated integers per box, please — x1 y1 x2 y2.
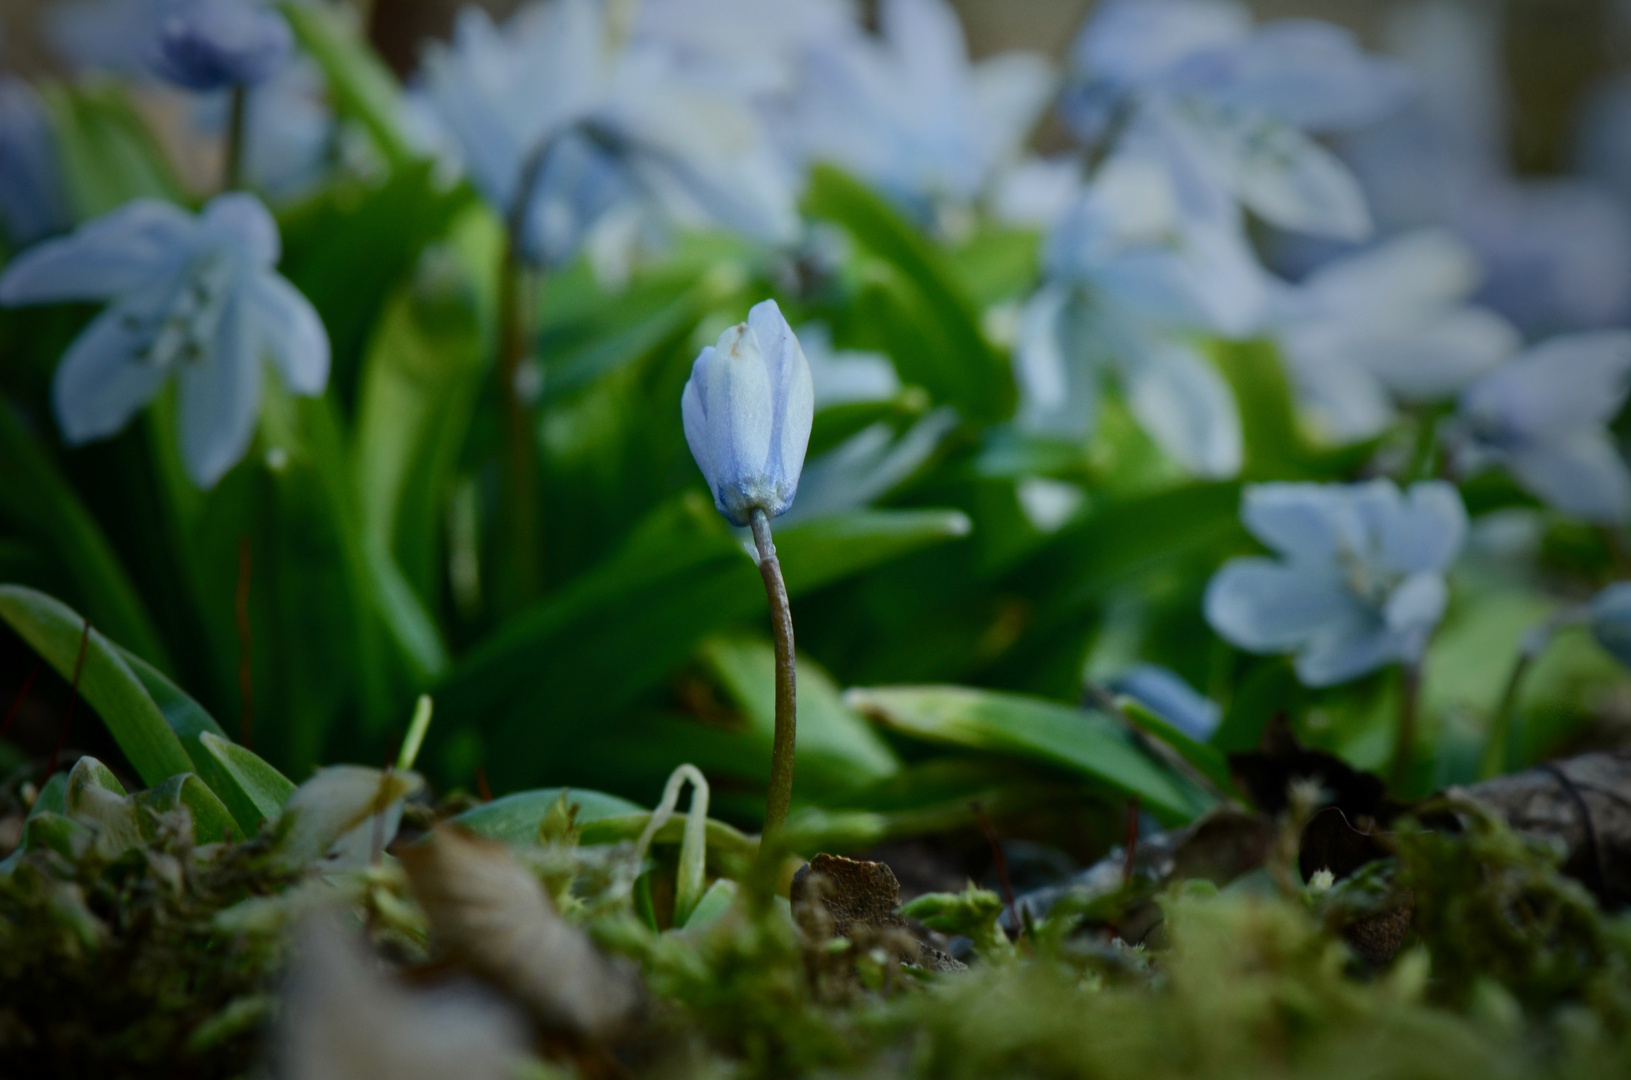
147 0 293 91
1590 582 1631 668
0 77 70 247
681 299 814 527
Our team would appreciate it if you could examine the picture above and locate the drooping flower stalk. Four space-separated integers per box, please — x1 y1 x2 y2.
749 508 797 836
681 300 814 839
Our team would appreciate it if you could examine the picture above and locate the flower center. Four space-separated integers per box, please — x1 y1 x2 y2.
128 251 237 370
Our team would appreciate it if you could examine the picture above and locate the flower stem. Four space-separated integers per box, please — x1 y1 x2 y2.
1390 661 1422 792
749 508 797 838
224 85 248 192
1479 613 1580 779
493 236 540 611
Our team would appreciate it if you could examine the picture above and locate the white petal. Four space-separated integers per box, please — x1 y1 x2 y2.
50 305 171 444
1224 117 1373 240
681 347 714 482
0 199 195 304
971 52 1055 173
1507 433 1631 524
1296 229 1484 320
1169 20 1415 132
249 274 329 394
176 293 264 488
1354 307 1520 402
1295 616 1400 686
1368 481 1467 574
1463 331 1631 437
704 324 774 522
202 192 281 268
1118 333 1242 477
1071 0 1249 90
1239 483 1350 564
882 0 969 100
1204 557 1352 652
1013 285 1100 439
1384 571 1449 635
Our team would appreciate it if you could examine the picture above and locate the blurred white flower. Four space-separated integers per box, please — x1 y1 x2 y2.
1338 0 1631 334
1271 229 1520 441
798 322 899 408
780 407 957 524
1068 0 1414 241
632 0 854 97
0 194 329 488
1590 582 1631 669
783 0 1054 222
414 0 800 268
1448 332 1631 523
1013 154 1267 477
1205 480 1467 686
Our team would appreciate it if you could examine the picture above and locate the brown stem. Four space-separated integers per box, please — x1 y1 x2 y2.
224 85 247 192
750 508 796 837
493 237 541 609
1390 662 1422 793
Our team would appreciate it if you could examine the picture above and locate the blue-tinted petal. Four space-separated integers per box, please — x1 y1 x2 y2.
1590 582 1631 668
1117 332 1242 477
681 345 715 482
1167 20 1414 132
1366 480 1467 575
1239 482 1350 564
1109 663 1222 741
1506 432 1631 524
1013 285 1101 440
202 191 280 267
0 198 195 304
50 303 171 444
1383 571 1449 636
703 323 775 524
1294 614 1398 686
248 273 328 394
1204 557 1350 652
0 77 71 246
1070 0 1249 93
176 290 263 487
147 0 293 90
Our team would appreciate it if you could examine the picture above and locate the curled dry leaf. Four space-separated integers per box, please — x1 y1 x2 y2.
398 825 645 1040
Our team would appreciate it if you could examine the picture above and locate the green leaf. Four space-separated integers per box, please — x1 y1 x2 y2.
697 636 900 792
433 499 971 791
40 81 182 220
0 586 196 788
806 165 1013 422
449 787 645 847
846 685 1210 822
197 733 297 832
0 405 171 669
1113 697 1239 796
578 813 758 870
270 765 422 870
278 0 417 168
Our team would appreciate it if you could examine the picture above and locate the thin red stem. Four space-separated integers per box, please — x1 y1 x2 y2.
1122 797 1141 886
972 800 1021 938
1 659 42 740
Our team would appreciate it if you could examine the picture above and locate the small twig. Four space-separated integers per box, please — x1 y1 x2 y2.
971 800 1021 940
474 766 493 803
48 620 92 776
1390 662 1422 793
1 659 41 740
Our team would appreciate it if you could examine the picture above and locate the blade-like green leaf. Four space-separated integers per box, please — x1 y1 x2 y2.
278 0 417 168
0 405 171 668
450 787 645 847
40 81 182 220
846 685 1210 822
698 636 900 792
197 732 297 833
433 499 971 791
1113 697 1240 797
0 586 195 788
806 165 1013 422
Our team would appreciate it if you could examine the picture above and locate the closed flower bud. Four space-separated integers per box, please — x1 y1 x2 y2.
681 299 814 527
148 0 293 91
